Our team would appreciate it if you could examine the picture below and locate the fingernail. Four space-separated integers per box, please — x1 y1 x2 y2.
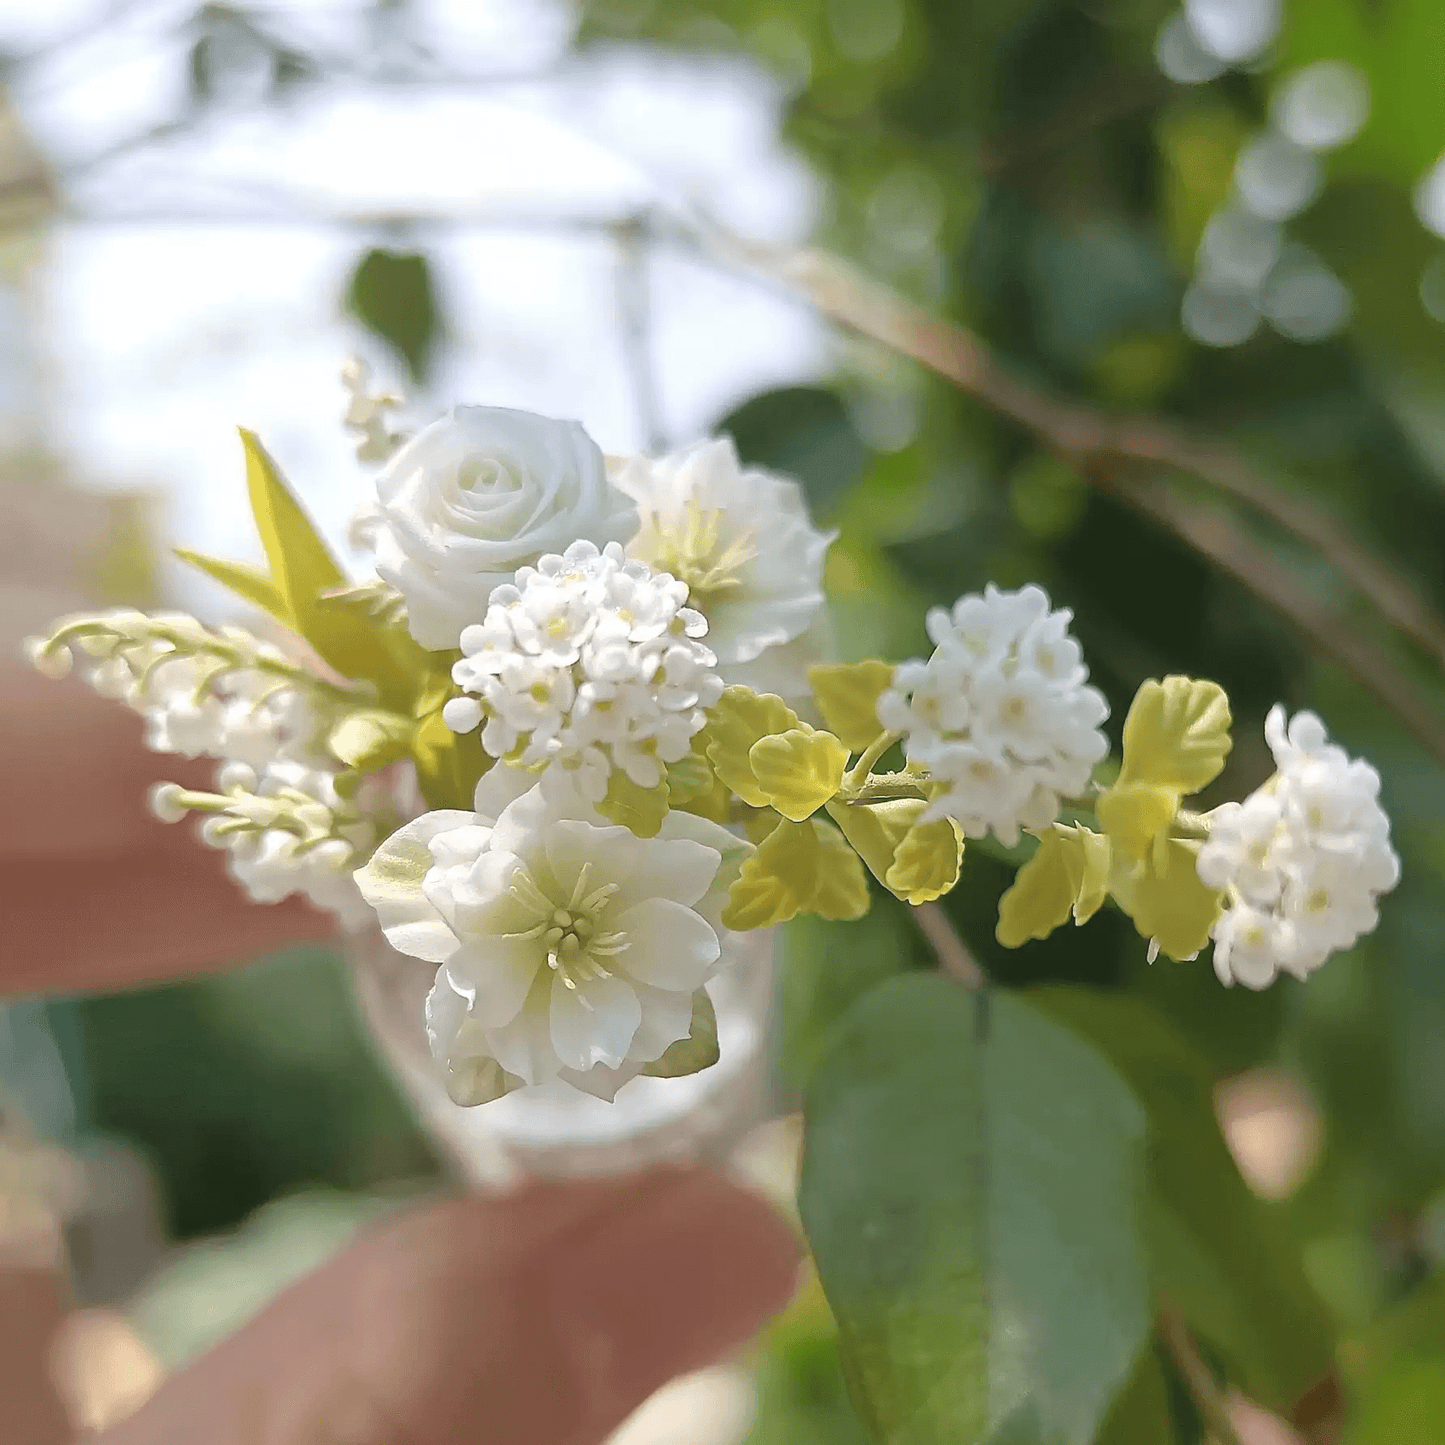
539 1170 799 1429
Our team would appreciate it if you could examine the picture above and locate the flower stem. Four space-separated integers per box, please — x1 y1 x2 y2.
1157 1294 1247 1445
909 901 986 991
843 731 902 791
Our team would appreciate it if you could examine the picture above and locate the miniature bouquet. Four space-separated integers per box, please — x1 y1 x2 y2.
25 364 1401 1115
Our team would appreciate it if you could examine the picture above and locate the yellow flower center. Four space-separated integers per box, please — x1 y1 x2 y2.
637 499 756 610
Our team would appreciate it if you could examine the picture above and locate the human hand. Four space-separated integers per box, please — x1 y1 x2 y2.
0 665 799 1444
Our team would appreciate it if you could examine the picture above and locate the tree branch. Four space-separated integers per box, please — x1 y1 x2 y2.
1157 1294 1248 1445
910 901 986 990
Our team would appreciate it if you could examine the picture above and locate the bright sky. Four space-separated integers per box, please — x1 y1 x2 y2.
1 0 827 612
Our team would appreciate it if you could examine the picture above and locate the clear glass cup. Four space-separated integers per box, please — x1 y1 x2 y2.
348 924 777 1187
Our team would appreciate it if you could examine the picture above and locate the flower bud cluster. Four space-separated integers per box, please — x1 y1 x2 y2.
1197 705 1400 988
877 584 1110 846
445 540 724 800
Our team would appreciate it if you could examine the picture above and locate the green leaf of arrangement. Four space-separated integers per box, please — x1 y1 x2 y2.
597 769 670 839
641 989 719 1078
1117 676 1233 794
239 429 420 711
705 686 809 807
750 727 850 821
1098 678 1232 863
173 547 289 621
723 816 869 930
809 660 896 752
800 976 1151 1445
996 825 1111 948
326 709 414 772
810 819 872 921
1110 837 1222 962
824 798 962 905
884 815 964 905
444 1056 525 1107
411 676 491 811
1028 987 1336 1414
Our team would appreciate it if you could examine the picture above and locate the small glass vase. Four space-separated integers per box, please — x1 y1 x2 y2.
348 924 777 1188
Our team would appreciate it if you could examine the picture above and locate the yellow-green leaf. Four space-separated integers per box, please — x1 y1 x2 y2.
1065 825 1112 925
239 429 418 709
704 686 808 807
643 989 720 1077
811 819 872 921
598 770 670 839
174 547 288 621
808 660 896 751
749 727 849 821
327 709 413 772
1111 837 1223 962
724 818 819 929
411 706 490 810
665 750 714 804
826 797 924 887
1118 676 1232 794
884 815 964 905
1096 780 1179 862
996 830 1078 948
721 815 868 928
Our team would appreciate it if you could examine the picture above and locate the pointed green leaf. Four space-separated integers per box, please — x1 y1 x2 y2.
725 818 821 929
705 686 809 807
809 660 896 751
597 769 670 838
642 989 719 1077
173 546 289 622
1117 676 1233 794
1029 987 1336 1414
801 977 1151 1445
327 709 414 772
750 727 849 821
239 428 419 709
445 1055 525 1107
411 704 490 811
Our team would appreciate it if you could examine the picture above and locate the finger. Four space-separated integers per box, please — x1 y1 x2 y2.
96 1168 799 1445
0 1266 70 1445
0 667 332 996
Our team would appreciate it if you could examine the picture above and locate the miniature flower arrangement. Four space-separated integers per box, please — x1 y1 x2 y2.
25 363 1401 1114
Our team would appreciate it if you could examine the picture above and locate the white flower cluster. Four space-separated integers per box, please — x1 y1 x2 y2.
1197 705 1400 989
155 761 382 931
444 540 724 801
30 611 384 928
356 765 750 1102
877 584 1110 846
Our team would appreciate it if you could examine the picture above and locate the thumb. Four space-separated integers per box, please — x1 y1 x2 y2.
97 1168 798 1445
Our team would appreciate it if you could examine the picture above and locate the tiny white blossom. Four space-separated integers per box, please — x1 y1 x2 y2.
612 438 836 697
362 406 637 650
355 766 751 1103
1197 705 1400 989
448 541 724 800
877 583 1110 846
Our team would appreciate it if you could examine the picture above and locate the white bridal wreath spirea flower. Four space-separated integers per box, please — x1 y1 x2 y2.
23 364 1405 1109
1197 706 1400 989
877 583 1110 847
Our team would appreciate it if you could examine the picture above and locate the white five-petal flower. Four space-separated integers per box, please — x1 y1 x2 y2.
612 437 836 698
354 766 751 1104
